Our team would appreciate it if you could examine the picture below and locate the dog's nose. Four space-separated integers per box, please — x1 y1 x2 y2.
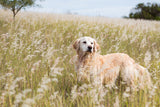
88 46 92 50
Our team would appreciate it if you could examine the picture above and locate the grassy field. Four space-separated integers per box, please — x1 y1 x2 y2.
0 10 160 107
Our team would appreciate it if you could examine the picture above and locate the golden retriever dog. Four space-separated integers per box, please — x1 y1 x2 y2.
72 37 152 89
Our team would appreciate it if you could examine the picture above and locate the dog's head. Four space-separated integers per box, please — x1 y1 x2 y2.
73 37 100 55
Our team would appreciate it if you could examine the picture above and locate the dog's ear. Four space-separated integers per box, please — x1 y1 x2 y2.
93 40 100 52
73 39 80 50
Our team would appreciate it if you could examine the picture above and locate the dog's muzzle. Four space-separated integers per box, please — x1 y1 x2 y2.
87 46 92 53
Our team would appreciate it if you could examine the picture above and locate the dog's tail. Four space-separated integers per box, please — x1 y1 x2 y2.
135 64 152 89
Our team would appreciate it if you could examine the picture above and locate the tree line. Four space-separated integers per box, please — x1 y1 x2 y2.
127 2 160 20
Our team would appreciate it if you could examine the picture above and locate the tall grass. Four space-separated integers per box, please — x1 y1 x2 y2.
0 10 160 107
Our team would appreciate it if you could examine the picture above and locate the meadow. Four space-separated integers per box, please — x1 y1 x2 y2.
0 10 160 107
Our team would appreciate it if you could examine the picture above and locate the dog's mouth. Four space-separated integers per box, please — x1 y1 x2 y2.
87 49 92 53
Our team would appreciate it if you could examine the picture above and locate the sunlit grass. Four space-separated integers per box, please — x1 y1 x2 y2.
0 10 160 107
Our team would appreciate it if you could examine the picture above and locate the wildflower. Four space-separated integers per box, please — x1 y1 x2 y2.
5 73 13 77
123 92 130 98
144 50 151 67
52 78 58 83
49 91 59 100
145 102 151 107
21 104 31 107
24 55 36 62
31 60 42 72
71 85 78 100
22 89 32 95
153 48 159 59
140 37 147 48
114 96 119 107
14 93 23 104
13 89 31 106
23 98 35 105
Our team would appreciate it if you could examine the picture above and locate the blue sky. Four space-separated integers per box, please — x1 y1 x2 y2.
28 0 158 18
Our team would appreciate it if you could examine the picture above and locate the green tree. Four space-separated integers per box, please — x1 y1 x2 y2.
128 2 160 20
0 0 43 20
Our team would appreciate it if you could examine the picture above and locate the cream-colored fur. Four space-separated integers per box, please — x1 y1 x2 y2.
72 37 152 89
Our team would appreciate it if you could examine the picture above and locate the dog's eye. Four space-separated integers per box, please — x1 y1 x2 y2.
83 41 86 44
91 42 93 44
